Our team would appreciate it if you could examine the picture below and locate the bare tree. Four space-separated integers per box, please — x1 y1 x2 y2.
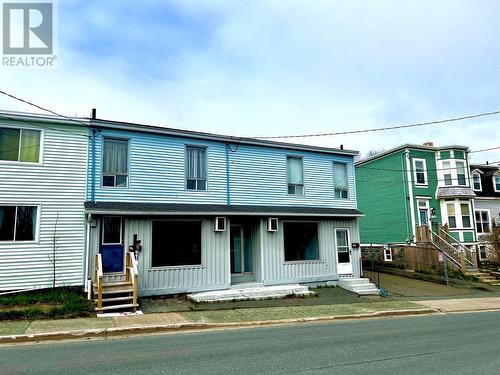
362 149 386 160
48 213 60 289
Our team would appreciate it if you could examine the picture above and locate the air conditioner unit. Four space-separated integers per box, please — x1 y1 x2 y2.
214 217 227 232
267 218 278 232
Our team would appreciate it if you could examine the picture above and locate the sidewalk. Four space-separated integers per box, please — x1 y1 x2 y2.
2 297 500 344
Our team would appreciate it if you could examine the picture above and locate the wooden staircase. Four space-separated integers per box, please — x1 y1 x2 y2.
93 252 139 313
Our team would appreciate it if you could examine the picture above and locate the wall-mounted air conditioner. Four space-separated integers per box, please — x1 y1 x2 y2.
267 218 278 232
215 217 227 232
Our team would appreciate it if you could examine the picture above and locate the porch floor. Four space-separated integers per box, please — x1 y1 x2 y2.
187 283 315 303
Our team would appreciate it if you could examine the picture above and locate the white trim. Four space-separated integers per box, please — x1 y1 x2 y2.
412 158 428 186
417 198 431 226
384 247 393 262
475 209 491 234
472 172 482 191
334 228 352 274
84 209 364 217
405 152 416 241
493 173 500 193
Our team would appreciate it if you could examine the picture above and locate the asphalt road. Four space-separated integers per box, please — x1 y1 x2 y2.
1 312 500 375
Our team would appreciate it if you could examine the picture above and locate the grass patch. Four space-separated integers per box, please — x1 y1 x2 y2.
0 287 94 321
182 301 422 323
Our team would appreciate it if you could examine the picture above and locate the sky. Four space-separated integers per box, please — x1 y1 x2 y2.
1 0 499 163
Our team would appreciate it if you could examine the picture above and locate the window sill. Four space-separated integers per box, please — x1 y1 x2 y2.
0 160 43 166
284 260 323 265
148 264 206 271
415 184 428 188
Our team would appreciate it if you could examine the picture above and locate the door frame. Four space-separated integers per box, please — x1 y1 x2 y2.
100 216 125 274
335 228 352 275
230 224 254 282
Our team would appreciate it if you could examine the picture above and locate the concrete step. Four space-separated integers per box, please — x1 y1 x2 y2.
338 278 380 296
188 284 314 303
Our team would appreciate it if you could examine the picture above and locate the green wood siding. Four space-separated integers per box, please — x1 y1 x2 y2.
356 151 411 244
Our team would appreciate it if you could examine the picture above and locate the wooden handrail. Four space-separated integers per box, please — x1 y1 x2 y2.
95 254 103 311
127 252 139 307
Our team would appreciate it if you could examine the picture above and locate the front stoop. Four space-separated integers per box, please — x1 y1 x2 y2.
338 277 380 296
187 283 315 303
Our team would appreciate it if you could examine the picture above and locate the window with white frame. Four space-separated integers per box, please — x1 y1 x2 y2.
456 161 467 186
494 174 500 192
479 245 487 260
446 202 457 228
413 159 427 185
287 156 304 195
384 247 393 262
0 206 37 241
186 146 207 191
0 127 41 163
333 162 348 199
472 172 482 191
102 138 129 187
460 203 471 228
442 161 452 186
475 210 490 234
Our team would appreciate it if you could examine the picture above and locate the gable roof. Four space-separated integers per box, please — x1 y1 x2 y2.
356 143 469 166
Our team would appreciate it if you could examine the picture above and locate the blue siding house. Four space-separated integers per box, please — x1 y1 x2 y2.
84 118 363 298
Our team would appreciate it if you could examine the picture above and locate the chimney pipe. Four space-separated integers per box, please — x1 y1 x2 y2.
91 108 96 120
340 144 344 150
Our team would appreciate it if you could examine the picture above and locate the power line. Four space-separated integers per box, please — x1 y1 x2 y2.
253 110 500 139
469 146 500 154
0 89 90 127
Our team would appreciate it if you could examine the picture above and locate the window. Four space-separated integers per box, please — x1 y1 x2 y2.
102 216 122 244
475 210 490 234
456 161 466 186
102 138 128 187
287 156 304 195
413 159 427 185
333 162 348 199
0 127 41 163
494 174 500 192
479 245 487 260
0 206 37 241
283 222 319 261
447 203 456 228
384 247 393 262
460 203 471 228
152 221 202 267
335 229 350 263
442 161 452 186
472 173 482 191
186 146 207 191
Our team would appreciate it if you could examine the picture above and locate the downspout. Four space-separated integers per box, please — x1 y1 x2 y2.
225 143 231 206
84 213 91 294
91 128 97 203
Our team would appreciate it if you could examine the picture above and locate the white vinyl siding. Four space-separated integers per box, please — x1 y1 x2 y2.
0 121 87 291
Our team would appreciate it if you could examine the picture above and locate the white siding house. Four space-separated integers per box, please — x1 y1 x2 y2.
0 112 88 291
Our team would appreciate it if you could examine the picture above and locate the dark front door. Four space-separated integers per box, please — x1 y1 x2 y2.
100 216 124 273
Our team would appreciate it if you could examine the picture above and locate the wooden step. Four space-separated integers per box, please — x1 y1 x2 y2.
95 296 133 303
95 303 139 312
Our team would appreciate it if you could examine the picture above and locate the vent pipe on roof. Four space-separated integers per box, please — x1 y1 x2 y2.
340 144 344 150
91 108 96 120
423 141 433 146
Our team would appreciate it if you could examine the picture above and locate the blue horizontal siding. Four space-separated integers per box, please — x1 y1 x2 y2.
90 129 357 209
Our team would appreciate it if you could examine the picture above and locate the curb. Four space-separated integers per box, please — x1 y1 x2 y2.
0 308 437 345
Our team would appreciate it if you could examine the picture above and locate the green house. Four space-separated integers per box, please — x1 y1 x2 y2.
356 143 477 248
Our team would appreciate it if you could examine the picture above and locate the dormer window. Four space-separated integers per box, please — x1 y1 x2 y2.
494 173 500 192
472 172 482 191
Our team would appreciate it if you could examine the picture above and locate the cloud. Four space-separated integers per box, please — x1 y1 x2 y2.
0 0 498 164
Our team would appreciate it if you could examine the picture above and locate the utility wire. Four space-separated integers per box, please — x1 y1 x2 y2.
253 110 500 139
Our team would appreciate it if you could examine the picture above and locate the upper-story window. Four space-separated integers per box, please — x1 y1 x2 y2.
333 162 348 199
494 173 500 192
472 172 482 191
456 161 466 186
0 206 37 242
287 156 304 195
0 127 41 163
413 159 427 186
442 161 452 186
475 210 490 234
102 138 128 187
186 146 207 191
